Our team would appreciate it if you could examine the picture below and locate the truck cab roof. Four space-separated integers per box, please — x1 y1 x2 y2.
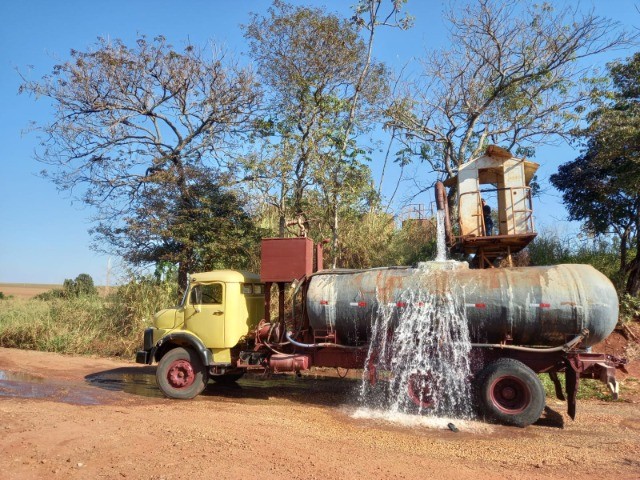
190 270 261 284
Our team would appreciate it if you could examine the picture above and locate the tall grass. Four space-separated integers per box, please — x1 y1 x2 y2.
0 277 178 358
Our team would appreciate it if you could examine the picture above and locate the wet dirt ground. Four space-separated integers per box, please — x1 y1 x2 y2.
1 347 639 480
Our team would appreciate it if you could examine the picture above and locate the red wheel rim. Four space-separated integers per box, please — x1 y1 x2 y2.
167 359 196 389
407 372 436 409
490 376 530 414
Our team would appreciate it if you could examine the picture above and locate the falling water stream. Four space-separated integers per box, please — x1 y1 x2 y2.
435 209 448 262
358 208 474 421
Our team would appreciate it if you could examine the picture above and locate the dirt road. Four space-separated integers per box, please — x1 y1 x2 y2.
0 347 638 480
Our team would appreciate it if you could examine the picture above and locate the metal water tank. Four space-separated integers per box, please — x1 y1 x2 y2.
305 263 618 347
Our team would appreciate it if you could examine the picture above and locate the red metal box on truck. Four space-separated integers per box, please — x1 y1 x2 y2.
260 237 313 282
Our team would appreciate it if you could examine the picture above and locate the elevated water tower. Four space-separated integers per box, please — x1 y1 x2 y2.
437 145 539 268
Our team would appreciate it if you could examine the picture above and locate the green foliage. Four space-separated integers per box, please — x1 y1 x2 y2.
36 273 98 300
0 296 108 354
104 174 264 290
620 294 640 324
385 218 438 266
65 273 98 297
526 231 622 283
525 232 573 266
105 275 179 340
538 373 614 401
243 1 393 266
331 210 396 268
552 52 640 295
0 275 179 357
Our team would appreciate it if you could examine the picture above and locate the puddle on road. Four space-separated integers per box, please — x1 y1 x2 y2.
0 369 104 405
84 369 357 401
0 367 399 417
86 369 164 398
0 370 45 383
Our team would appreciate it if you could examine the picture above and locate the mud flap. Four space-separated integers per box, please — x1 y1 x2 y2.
565 360 579 420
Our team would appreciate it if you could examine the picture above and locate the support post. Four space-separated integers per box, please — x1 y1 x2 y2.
278 282 285 342
264 282 272 322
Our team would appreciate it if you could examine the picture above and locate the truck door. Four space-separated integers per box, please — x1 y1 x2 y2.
185 282 225 348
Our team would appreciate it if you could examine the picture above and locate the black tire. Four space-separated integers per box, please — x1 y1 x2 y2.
212 372 245 384
156 347 209 399
475 358 545 428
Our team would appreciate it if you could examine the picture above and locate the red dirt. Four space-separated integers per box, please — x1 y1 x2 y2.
0 347 639 479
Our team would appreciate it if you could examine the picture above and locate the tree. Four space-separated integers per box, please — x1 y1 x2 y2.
64 273 98 297
96 168 264 282
36 273 98 299
551 53 640 295
387 0 634 199
244 1 408 266
20 35 261 289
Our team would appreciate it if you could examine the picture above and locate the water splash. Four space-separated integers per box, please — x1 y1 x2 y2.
349 407 493 433
357 206 473 420
360 281 473 419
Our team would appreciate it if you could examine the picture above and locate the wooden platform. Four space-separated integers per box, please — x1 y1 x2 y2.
453 232 537 268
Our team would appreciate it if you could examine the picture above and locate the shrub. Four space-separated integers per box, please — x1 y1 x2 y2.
538 373 614 401
36 273 98 300
620 294 640 324
526 231 624 289
0 274 179 358
66 273 98 296
104 275 179 350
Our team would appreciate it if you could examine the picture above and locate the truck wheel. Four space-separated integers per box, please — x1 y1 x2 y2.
475 358 545 428
156 347 209 399
212 372 245 384
407 372 436 410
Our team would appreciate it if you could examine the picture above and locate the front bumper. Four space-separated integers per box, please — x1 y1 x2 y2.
135 328 156 364
135 349 151 364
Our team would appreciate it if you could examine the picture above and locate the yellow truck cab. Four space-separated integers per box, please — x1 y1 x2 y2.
136 270 264 399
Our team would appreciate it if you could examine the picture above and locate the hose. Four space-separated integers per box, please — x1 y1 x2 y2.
285 331 365 350
471 329 589 353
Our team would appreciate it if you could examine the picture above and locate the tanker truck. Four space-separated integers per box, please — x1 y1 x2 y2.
136 237 626 427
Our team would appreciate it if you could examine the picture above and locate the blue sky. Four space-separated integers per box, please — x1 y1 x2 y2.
0 1 637 285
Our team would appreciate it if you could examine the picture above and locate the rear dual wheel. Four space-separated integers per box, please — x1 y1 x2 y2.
475 358 545 428
156 347 209 399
